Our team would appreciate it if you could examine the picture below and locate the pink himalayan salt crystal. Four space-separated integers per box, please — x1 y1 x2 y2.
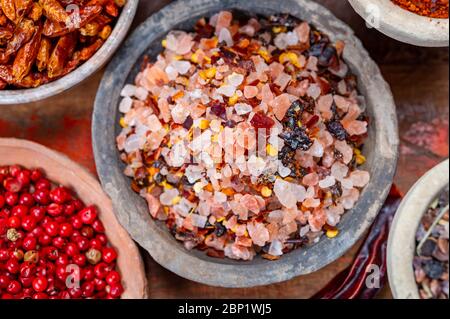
205 234 226 250
272 93 291 120
334 95 351 112
252 55 269 75
317 94 333 120
224 244 254 261
322 148 335 168
331 161 349 180
268 240 283 256
244 86 258 99
282 208 298 225
319 130 334 148
215 11 233 34
341 188 360 210
350 170 370 188
306 139 324 157
261 83 274 104
308 209 327 232
218 27 233 46
270 62 284 80
296 152 315 168
240 194 260 214
274 72 292 91
274 179 306 209
306 56 318 71
303 198 321 209
141 65 169 90
344 120 368 136
145 194 161 218
295 22 310 43
303 172 319 186
342 103 362 124
334 140 353 164
307 83 321 99
247 222 270 247
319 175 336 189
236 236 253 247
166 31 194 55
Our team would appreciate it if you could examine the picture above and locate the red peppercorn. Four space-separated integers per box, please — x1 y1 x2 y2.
52 236 66 249
30 207 46 222
73 254 87 267
44 221 59 237
0 194 6 209
82 281 96 298
79 206 98 225
64 242 79 257
32 276 48 292
92 220 105 233
5 192 19 206
102 247 117 264
7 216 21 228
3 177 23 193
6 258 20 274
106 271 121 285
21 215 36 232
30 169 43 182
47 203 63 217
94 262 108 279
59 223 73 238
35 178 51 190
33 189 50 205
7 280 22 294
22 236 37 251
19 193 35 207
107 283 123 298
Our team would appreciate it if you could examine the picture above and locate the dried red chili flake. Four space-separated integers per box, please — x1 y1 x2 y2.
391 0 449 18
250 113 275 129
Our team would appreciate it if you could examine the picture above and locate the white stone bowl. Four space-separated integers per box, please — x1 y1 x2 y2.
348 0 449 47
388 159 449 299
0 0 139 105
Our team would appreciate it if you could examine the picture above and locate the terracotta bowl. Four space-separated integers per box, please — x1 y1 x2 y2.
92 0 399 287
0 0 139 106
348 0 449 47
0 138 147 299
388 159 449 299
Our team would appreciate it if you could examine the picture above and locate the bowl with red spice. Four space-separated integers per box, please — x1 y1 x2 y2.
92 0 398 287
0 0 138 105
388 159 449 299
349 0 449 47
0 138 147 299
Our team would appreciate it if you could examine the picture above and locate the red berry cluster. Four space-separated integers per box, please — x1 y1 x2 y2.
0 165 123 299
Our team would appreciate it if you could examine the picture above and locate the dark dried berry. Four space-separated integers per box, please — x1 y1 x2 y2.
223 119 237 128
154 173 163 184
214 222 227 237
419 239 437 257
318 45 337 67
327 121 347 141
280 128 312 151
329 181 343 198
422 260 445 279
210 102 227 120
183 116 194 130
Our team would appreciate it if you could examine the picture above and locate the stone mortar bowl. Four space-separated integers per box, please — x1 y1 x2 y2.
388 159 449 299
0 0 139 106
92 0 399 288
0 138 148 299
348 0 449 47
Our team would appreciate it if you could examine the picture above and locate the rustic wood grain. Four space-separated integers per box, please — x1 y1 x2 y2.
0 0 448 299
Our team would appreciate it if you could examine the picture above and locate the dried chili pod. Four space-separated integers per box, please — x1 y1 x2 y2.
12 25 42 81
14 0 34 23
61 37 103 75
39 0 70 24
312 185 403 299
43 4 102 37
28 2 43 22
36 36 51 71
5 18 35 57
14 71 48 88
47 31 77 78
0 0 16 24
0 26 13 42
105 1 118 17
80 13 112 36
0 64 14 84
0 9 9 26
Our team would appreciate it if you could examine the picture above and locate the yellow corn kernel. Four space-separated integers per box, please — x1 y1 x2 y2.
148 167 158 176
198 119 210 130
356 154 366 165
162 39 167 48
258 49 271 62
164 124 170 133
172 91 185 100
191 52 199 64
279 52 302 68
160 180 173 190
326 228 339 238
171 196 181 205
261 186 272 198
228 93 239 105
211 134 219 143
203 56 212 64
163 207 170 215
173 55 183 61
217 217 225 223
272 26 287 34
297 120 303 128
202 67 217 79
354 148 361 155
119 117 127 128
266 144 278 157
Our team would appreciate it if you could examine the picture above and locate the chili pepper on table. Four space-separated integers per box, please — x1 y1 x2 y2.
312 185 403 299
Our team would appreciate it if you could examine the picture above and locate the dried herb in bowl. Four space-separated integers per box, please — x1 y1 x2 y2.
116 11 371 261
0 0 126 89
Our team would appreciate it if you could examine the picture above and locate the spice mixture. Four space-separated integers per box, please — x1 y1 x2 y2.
0 0 126 89
0 165 123 299
414 188 449 299
117 11 370 261
391 0 449 19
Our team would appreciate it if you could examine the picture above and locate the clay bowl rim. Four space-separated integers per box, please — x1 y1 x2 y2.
0 138 148 299
348 0 449 47
0 0 139 106
92 0 399 288
387 159 449 299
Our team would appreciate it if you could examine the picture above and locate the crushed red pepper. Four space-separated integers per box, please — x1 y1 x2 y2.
391 0 449 19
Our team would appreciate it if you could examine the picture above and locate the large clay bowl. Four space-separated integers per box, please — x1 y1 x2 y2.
0 138 147 299
92 0 399 288
349 0 449 47
0 0 139 105
388 159 449 299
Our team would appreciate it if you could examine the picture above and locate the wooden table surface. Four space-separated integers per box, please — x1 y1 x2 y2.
0 0 448 299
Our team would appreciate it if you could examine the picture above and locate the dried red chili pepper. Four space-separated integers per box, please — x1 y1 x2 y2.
47 31 77 78
312 185 403 299
391 0 449 19
12 24 42 80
